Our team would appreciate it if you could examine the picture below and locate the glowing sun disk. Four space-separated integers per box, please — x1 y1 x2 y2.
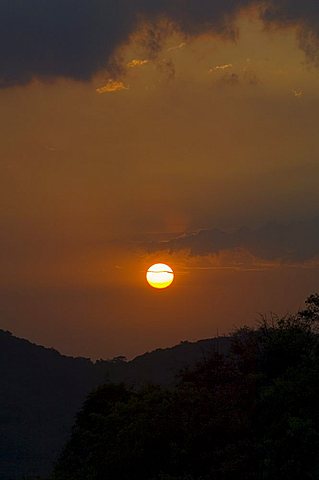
146 263 174 289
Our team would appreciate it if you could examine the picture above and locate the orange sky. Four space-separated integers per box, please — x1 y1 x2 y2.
1 13 319 358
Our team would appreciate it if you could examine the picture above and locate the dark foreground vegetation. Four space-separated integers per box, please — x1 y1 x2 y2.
53 294 319 480
0 327 229 478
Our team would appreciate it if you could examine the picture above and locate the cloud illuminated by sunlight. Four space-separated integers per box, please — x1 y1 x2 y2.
209 64 233 73
216 64 233 70
127 59 149 68
292 89 304 97
96 80 129 94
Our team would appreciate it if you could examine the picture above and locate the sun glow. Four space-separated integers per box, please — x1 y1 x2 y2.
146 263 174 289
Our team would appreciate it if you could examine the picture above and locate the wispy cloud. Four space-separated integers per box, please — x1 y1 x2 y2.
127 59 149 68
167 42 187 52
96 80 129 94
147 218 319 264
210 65 260 87
292 89 304 97
209 63 233 73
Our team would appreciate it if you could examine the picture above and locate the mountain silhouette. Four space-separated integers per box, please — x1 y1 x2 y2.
0 329 231 479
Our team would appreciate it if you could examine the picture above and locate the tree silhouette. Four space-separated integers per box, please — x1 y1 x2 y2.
53 295 319 480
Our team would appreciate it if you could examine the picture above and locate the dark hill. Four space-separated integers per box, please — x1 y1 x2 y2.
0 329 230 479
103 337 231 386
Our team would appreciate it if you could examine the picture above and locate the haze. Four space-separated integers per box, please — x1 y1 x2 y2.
1 6 319 358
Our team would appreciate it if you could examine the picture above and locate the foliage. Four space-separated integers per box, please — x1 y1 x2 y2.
53 295 319 480
0 328 230 479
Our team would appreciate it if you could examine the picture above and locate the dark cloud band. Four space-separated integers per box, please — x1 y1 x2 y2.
1 0 319 87
160 218 319 262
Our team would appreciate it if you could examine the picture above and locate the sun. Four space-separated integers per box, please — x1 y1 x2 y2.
146 263 174 289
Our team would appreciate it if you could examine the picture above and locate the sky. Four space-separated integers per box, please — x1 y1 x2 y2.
1 0 319 359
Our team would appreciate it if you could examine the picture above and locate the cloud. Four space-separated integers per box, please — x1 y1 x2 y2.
292 88 304 97
211 68 260 87
209 60 260 86
127 59 149 68
96 79 128 94
154 218 319 263
167 42 187 52
261 1 319 66
2 0 319 87
210 64 233 72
